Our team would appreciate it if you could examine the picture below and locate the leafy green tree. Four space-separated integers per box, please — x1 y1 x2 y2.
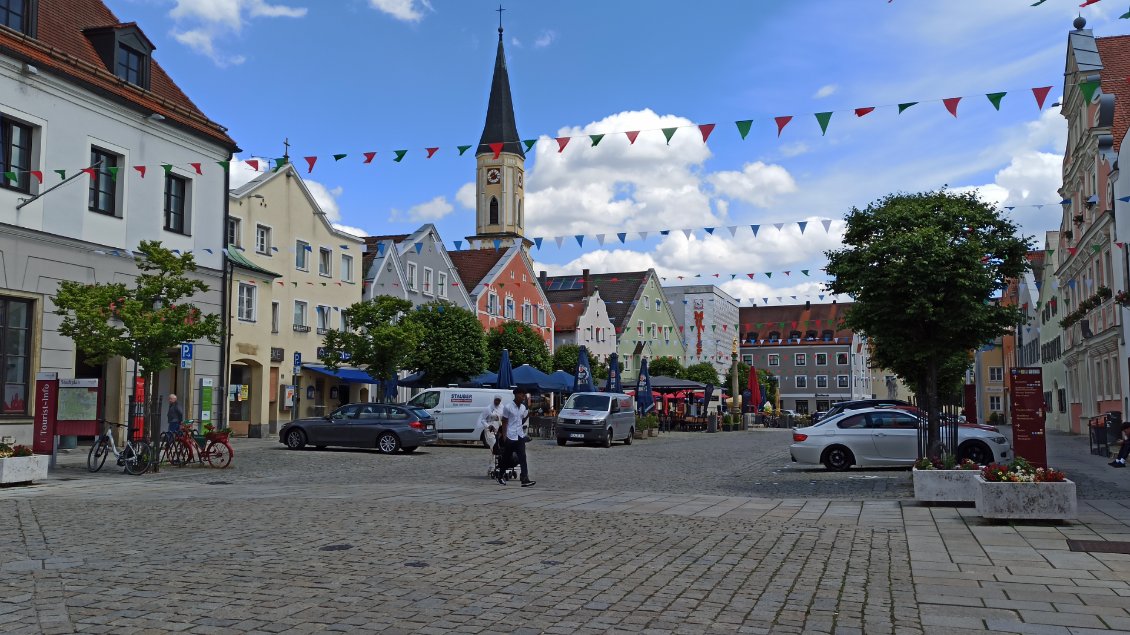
757 369 778 408
320 296 423 400
825 189 1028 454
486 321 551 372
53 241 222 450
552 344 581 374
684 362 720 386
726 362 751 394
401 301 487 387
647 356 684 378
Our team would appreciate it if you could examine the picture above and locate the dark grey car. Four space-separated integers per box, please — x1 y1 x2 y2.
279 404 438 454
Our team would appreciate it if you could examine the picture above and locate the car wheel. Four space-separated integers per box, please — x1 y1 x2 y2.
402 446 418 453
624 428 633 445
603 429 613 448
822 445 854 471
556 438 567 446
377 432 401 454
958 440 993 466
285 429 307 450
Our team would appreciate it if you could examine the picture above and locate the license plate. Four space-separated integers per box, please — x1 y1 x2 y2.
570 433 584 438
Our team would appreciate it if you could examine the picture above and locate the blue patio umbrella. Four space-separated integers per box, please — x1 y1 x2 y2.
574 346 595 393
496 349 514 389
383 373 399 403
607 353 622 393
636 358 655 415
469 371 498 385
511 364 557 392
548 370 576 392
703 383 715 413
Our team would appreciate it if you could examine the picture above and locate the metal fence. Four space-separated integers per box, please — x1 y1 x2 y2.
913 396 962 460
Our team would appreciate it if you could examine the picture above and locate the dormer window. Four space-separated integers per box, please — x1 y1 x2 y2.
84 23 153 90
0 0 36 37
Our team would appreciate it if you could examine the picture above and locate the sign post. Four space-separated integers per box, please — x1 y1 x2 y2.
180 343 193 369
1009 367 1047 468
292 352 302 422
33 372 58 463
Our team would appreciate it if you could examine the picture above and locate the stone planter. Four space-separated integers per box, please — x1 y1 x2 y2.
633 428 645 440
974 475 1077 521
912 468 980 503
0 455 49 485
647 428 657 437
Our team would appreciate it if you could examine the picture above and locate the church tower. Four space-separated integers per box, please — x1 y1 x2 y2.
468 24 530 249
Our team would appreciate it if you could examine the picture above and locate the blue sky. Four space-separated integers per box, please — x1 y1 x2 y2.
105 0 1124 304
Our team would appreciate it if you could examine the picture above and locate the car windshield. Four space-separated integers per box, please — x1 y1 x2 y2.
565 394 610 411
407 391 440 409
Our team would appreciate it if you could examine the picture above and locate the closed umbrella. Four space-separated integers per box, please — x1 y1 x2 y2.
574 345 595 393
383 373 399 403
636 358 655 415
704 383 715 414
607 353 622 393
495 349 513 389
748 367 762 413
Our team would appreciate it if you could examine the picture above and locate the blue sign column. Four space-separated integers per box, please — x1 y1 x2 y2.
180 343 194 369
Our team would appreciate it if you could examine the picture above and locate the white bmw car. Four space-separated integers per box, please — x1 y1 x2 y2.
789 407 1011 471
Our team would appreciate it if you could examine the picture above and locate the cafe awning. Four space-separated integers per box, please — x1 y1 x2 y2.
302 363 374 384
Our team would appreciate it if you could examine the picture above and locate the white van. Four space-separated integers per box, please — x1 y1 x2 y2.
406 387 513 444
556 392 636 448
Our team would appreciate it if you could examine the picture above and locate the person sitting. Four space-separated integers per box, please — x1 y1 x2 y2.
1110 422 1130 467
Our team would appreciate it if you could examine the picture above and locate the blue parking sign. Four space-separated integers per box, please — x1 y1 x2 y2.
180 343 193 360
293 351 302 367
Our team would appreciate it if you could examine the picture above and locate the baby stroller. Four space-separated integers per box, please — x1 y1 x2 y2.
485 424 519 481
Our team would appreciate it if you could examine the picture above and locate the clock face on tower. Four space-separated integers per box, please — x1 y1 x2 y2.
517 172 523 188
486 168 501 184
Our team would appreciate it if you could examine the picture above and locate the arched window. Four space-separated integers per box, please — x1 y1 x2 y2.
489 197 499 225
517 200 523 228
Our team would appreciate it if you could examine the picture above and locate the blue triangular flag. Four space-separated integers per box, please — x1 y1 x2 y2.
414 242 423 254
575 235 584 246
454 240 463 250
1061 198 1071 205
1120 196 1130 203
534 237 543 250
1068 280 1076 288
762 297 769 304
1005 206 1015 211
340 244 350 250
617 232 626 243
797 221 807 234
750 225 760 237
493 239 501 250
377 243 386 256
819 294 824 300
704 227 715 235
203 248 213 254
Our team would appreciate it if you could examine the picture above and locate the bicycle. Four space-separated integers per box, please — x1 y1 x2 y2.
168 422 233 469
159 419 196 467
87 421 153 475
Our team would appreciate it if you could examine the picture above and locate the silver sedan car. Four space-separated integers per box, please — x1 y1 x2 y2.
789 407 1011 471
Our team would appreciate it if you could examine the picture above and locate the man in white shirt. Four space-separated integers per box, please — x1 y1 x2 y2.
498 388 534 487
479 396 503 471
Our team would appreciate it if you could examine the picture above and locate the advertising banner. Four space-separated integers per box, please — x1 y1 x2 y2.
32 372 58 455
1009 367 1047 468
200 377 213 422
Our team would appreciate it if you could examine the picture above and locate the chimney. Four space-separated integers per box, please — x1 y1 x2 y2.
539 270 547 288
582 268 592 297
804 300 811 311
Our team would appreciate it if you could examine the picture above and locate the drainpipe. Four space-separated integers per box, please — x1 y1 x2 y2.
218 150 232 429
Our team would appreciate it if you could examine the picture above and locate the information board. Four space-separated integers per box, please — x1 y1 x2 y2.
32 372 57 455
1009 367 1047 468
55 378 100 436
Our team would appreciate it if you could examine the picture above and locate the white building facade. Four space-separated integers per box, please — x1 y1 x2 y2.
663 284 740 375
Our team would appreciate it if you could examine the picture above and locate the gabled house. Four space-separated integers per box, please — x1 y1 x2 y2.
543 269 684 384
362 224 473 310
545 285 615 363
449 246 554 349
1036 232 1069 431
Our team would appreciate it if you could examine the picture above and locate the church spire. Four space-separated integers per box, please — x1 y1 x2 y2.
477 20 523 158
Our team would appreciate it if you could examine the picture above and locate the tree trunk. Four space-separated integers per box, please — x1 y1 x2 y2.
926 359 941 460
146 371 160 473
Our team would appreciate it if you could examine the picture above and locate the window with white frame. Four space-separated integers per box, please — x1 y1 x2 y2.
423 267 433 295
271 301 279 333
406 262 417 291
505 297 515 319
538 306 545 327
522 301 531 323
487 292 498 315
837 375 849 389
989 395 1002 411
989 367 1003 382
743 355 753 365
655 299 661 311
794 353 807 366
643 295 649 310
293 300 308 328
316 306 330 333
437 272 448 298
341 254 353 283
295 240 309 270
815 353 828 366
796 375 808 388
340 312 349 331
816 375 828 388
237 282 256 321
769 354 780 366
637 320 644 334
255 225 271 255
651 322 657 337
227 217 240 248
836 352 848 365
319 248 332 277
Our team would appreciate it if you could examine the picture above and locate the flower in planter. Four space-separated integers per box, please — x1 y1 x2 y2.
10 445 32 458
981 457 1067 482
0 443 11 459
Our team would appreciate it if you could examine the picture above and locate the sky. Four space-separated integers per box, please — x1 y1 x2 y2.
103 0 1125 306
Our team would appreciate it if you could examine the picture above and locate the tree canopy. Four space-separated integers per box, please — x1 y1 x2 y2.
824 189 1029 453
319 296 423 386
486 321 552 372
647 356 684 378
684 362 721 386
401 301 487 387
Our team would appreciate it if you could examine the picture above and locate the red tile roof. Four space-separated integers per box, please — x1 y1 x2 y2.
0 0 235 148
551 301 585 332
1098 35 1130 152
361 234 410 279
738 303 854 345
544 271 652 329
448 249 508 291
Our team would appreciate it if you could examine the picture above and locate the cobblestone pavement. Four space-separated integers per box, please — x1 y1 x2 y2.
2 430 1130 633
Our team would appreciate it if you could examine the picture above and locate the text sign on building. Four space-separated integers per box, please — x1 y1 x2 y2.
32 372 58 455
1009 367 1047 469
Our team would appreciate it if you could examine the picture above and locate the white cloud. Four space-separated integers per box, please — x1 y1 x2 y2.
390 195 454 223
779 142 810 158
813 84 838 99
456 182 476 209
511 37 522 48
304 180 344 222
708 161 798 207
535 250 660 278
368 0 432 22
333 224 368 238
535 30 556 48
228 155 269 188
169 0 306 66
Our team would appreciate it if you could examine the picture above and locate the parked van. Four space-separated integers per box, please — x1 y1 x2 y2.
556 392 636 448
406 388 513 444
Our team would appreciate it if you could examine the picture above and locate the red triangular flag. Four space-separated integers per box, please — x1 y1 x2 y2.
556 137 570 153
943 97 961 117
29 170 42 184
81 168 96 179
190 162 202 175
625 131 640 145
854 107 875 117
698 123 716 143
486 143 503 159
133 166 146 178
774 116 792 137
363 152 376 164
426 147 439 159
1032 86 1053 110
1068 247 1078 256
304 156 317 173
1117 242 1125 249
246 159 259 171
1080 0 1100 6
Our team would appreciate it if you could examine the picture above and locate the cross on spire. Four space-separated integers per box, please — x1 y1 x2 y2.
283 137 290 162
496 4 505 34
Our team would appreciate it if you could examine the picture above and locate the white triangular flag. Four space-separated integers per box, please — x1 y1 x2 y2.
683 228 694 239
728 225 738 236
774 223 785 232
596 234 606 246
821 219 832 232
555 236 565 248
639 231 649 241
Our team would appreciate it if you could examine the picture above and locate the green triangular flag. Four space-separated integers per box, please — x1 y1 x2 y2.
216 160 230 172
815 112 833 135
801 269 809 276
735 120 753 140
1092 244 1102 253
765 272 772 279
898 102 918 114
54 169 66 180
457 145 472 156
333 153 348 161
1047 249 1055 256
273 157 288 171
522 139 537 152
589 134 604 147
662 128 677 145
161 164 173 174
394 150 407 162
3 171 15 183
1080 80 1100 103
986 92 1007 110
107 166 119 181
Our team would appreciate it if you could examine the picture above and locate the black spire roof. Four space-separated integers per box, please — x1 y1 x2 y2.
477 28 524 158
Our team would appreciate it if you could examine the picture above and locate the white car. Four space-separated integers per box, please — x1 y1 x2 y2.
789 407 1011 471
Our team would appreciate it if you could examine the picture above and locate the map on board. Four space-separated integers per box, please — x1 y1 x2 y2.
57 387 98 421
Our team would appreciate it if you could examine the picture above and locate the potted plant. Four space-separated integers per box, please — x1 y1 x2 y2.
975 457 1076 521
634 417 647 439
0 443 49 485
912 454 981 503
647 414 658 437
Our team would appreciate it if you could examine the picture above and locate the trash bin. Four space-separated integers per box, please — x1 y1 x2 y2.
707 414 718 433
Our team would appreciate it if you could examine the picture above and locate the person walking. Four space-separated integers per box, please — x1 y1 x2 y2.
167 394 185 433
479 396 503 472
1110 422 1130 467
498 388 534 487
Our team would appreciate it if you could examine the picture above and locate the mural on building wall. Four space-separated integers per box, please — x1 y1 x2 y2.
693 299 705 356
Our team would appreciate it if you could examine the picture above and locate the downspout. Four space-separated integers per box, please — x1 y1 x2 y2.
218 150 232 429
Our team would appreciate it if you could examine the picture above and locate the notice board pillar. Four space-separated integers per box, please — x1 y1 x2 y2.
1009 367 1047 468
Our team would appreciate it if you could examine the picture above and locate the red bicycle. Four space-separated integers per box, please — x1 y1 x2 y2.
163 422 233 469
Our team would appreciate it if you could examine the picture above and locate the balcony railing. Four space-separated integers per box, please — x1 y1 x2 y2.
1065 297 1120 349
293 324 310 333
